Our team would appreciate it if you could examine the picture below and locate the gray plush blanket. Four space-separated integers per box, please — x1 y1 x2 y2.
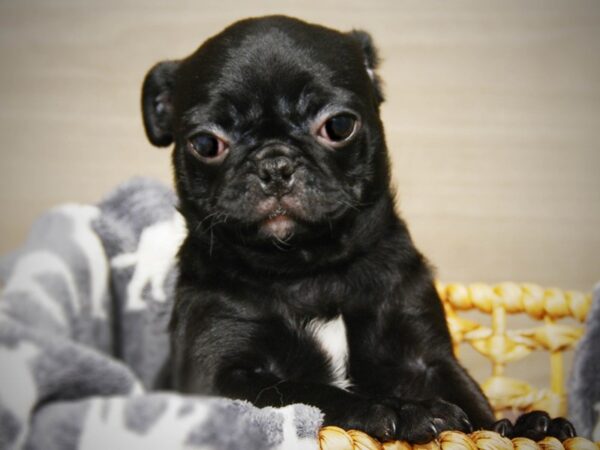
0 178 322 450
569 283 600 440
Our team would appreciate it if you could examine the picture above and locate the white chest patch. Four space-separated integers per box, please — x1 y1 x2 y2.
306 315 351 390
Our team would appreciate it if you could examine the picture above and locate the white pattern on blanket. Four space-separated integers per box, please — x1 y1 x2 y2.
0 178 322 450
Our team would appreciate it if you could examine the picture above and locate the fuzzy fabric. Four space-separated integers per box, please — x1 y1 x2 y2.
0 178 322 450
569 283 600 440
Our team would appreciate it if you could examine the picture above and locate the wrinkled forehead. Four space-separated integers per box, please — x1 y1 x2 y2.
175 25 367 123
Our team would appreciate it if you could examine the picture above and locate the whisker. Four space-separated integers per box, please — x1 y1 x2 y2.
196 211 220 232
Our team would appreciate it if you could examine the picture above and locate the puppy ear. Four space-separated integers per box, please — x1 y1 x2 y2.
141 60 180 147
347 30 384 105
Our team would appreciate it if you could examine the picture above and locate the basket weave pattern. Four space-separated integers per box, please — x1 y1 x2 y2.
317 282 597 450
319 426 600 449
437 282 591 417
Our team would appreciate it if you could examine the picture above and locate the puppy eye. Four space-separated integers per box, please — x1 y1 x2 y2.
318 113 358 144
187 133 228 161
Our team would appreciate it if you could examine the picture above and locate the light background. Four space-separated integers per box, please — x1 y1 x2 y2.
0 1 599 391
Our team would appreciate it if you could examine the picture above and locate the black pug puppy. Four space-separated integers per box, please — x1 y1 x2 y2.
142 16 575 443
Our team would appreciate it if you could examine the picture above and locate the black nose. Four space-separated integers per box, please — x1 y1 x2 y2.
257 155 295 195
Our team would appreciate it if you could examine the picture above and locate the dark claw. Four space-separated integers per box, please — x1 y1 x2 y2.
432 417 447 435
430 422 439 435
379 413 397 441
492 418 514 437
364 403 398 442
461 415 474 433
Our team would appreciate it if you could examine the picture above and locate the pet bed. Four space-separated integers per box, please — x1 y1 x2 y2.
0 178 597 450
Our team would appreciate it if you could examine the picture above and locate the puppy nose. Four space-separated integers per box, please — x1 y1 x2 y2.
257 156 295 195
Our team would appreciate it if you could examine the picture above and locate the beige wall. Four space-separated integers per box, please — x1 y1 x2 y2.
1 0 599 295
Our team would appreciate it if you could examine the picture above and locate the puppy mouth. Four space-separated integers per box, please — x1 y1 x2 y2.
267 207 288 221
260 206 296 241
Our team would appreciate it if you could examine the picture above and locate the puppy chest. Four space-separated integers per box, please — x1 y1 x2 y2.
305 315 350 390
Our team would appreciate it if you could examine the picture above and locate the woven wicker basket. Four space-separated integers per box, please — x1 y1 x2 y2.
317 282 598 450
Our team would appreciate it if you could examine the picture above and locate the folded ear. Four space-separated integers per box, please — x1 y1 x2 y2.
141 60 180 147
347 30 384 105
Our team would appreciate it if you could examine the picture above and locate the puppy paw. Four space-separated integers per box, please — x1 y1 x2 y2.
384 398 472 443
329 398 471 444
506 411 576 441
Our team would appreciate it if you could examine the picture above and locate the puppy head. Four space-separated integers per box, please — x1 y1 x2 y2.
142 16 390 254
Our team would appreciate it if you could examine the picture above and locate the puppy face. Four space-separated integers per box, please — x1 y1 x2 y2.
142 16 388 248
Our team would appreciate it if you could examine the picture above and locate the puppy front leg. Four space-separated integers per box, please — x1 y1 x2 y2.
170 302 400 441
217 367 480 443
215 367 400 442
431 358 496 429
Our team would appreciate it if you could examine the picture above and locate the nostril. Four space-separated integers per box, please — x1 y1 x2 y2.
278 160 294 181
280 168 292 181
258 165 271 183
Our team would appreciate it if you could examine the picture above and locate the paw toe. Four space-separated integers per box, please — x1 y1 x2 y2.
548 417 576 441
429 399 472 433
514 411 551 441
364 404 398 442
492 418 514 437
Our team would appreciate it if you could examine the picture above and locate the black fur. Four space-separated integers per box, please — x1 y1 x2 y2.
143 15 575 443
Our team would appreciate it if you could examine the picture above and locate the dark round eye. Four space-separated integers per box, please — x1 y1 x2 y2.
187 133 228 161
319 113 358 143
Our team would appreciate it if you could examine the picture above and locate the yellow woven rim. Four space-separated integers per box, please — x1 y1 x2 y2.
435 282 592 321
318 427 600 450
